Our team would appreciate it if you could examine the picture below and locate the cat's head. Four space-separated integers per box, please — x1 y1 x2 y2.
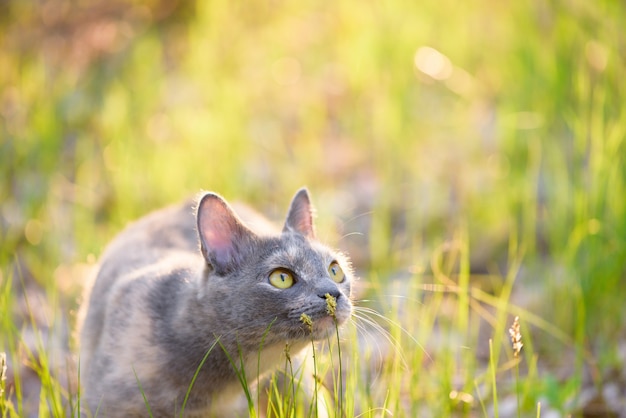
196 188 353 343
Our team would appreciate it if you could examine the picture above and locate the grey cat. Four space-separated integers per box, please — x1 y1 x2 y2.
79 188 353 417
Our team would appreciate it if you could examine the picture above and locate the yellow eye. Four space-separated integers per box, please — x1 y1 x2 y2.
269 269 295 289
328 261 345 283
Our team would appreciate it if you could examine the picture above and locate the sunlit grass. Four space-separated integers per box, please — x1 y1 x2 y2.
1 0 625 415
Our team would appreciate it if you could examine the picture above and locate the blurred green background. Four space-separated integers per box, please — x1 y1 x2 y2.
1 0 625 415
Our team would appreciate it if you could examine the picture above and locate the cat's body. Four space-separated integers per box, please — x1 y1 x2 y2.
79 189 353 417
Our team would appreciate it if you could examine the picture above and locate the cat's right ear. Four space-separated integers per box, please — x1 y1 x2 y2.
196 193 255 275
283 188 315 239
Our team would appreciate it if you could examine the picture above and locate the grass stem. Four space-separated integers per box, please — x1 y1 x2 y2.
489 339 498 418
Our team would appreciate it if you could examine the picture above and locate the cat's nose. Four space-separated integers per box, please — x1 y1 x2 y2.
318 289 341 300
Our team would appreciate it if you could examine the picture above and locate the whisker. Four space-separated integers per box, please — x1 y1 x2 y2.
338 231 365 242
359 294 424 305
349 316 385 359
351 315 394 347
347 318 386 384
351 310 408 369
350 315 392 366
353 305 432 364
342 211 375 224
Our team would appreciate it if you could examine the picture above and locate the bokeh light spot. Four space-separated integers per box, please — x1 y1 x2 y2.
25 219 44 245
585 40 608 72
414 46 453 80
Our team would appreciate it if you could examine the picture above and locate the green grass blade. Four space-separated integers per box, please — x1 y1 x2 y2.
180 338 220 417
132 365 153 418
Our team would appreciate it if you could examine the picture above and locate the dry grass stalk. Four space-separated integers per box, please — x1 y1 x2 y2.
0 352 6 397
300 313 313 333
509 316 523 357
324 293 337 318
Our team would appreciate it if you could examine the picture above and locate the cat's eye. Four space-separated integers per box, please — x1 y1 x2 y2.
269 269 295 289
328 261 345 283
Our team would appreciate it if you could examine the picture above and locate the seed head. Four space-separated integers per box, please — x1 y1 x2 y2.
0 352 6 396
300 313 313 333
325 293 337 317
509 316 523 357
284 343 292 362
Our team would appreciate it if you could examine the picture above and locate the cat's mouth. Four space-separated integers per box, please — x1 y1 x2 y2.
300 301 352 340
308 311 350 340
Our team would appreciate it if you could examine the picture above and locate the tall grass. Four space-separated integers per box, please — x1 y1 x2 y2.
1 0 625 416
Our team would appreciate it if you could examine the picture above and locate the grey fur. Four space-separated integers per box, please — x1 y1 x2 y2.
79 188 353 417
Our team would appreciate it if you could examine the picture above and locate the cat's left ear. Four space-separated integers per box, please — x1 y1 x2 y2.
283 188 315 238
197 192 256 274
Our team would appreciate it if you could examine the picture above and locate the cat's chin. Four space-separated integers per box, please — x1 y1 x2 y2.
309 315 344 340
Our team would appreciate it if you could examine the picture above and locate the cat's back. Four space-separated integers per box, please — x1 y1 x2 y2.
101 199 198 263
79 200 202 403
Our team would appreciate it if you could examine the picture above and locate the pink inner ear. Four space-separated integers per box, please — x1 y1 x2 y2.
292 206 313 235
284 189 315 238
197 194 241 267
202 226 233 261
